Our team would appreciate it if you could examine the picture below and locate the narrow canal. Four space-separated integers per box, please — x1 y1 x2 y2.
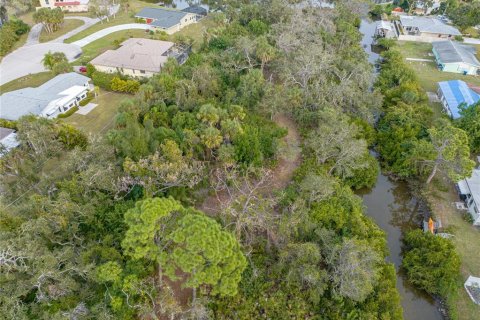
358 20 444 320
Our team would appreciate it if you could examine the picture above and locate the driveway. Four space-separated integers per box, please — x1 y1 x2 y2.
0 43 82 85
71 23 152 47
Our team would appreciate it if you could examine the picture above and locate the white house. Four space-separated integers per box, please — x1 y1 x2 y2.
135 7 198 34
0 73 91 121
399 16 461 39
457 169 480 226
375 20 396 39
38 0 89 12
0 127 20 156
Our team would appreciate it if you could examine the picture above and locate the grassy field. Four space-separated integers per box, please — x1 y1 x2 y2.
63 90 130 134
39 19 85 43
64 0 157 43
396 41 480 92
0 72 56 94
426 179 480 320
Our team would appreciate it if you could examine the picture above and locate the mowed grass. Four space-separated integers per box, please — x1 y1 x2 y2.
0 72 55 94
63 90 130 134
396 41 480 92
426 180 480 320
64 0 157 43
39 19 85 43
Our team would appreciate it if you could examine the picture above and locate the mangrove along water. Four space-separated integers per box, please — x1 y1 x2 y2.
358 20 444 320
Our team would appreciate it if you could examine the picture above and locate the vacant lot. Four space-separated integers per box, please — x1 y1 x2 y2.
396 41 480 92
39 19 85 43
426 179 480 320
63 90 130 134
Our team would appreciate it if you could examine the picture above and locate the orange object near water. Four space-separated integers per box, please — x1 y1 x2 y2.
428 218 434 234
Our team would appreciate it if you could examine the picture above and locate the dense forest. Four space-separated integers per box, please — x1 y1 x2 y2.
0 1 407 319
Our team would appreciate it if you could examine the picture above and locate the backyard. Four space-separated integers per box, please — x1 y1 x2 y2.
426 179 480 320
396 41 480 92
63 90 130 134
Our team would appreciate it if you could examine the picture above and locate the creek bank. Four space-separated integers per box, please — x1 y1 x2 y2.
358 19 445 320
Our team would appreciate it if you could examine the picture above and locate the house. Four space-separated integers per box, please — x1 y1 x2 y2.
375 20 396 39
135 7 197 34
0 73 91 121
0 127 20 156
457 168 480 226
413 0 441 15
399 16 461 38
437 80 480 119
37 0 89 12
181 5 207 18
90 38 189 78
391 7 405 16
432 41 480 75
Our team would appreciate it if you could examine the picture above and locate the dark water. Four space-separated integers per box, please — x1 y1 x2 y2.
358 20 445 320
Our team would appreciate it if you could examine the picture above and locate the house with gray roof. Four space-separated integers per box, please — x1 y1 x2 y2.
135 7 198 34
432 41 480 75
399 16 461 38
0 72 91 121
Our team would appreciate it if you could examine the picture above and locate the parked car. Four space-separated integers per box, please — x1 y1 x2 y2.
79 66 87 73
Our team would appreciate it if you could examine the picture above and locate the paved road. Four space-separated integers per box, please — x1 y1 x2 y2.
0 43 82 85
51 16 101 43
0 5 121 86
71 23 152 47
464 37 480 45
26 23 43 46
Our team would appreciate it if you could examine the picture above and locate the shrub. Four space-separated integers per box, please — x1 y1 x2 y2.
110 76 140 94
91 71 116 90
0 119 18 130
9 19 30 35
454 35 464 42
57 106 79 118
403 230 461 297
0 25 19 56
56 123 88 150
79 95 94 106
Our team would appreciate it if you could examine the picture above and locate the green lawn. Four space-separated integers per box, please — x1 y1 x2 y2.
39 19 85 43
0 72 56 94
396 41 480 92
63 90 130 134
64 0 157 44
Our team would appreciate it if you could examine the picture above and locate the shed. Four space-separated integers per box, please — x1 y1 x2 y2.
0 127 19 156
432 41 480 75
437 80 480 119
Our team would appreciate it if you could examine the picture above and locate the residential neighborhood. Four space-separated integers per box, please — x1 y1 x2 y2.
0 0 479 319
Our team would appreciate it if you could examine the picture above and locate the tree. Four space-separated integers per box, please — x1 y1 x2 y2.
403 230 460 297
162 213 247 302
456 102 480 153
122 198 247 304
255 35 276 71
42 51 72 74
90 0 111 22
328 239 381 302
305 108 370 180
409 120 475 184
122 140 205 197
33 8 64 33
